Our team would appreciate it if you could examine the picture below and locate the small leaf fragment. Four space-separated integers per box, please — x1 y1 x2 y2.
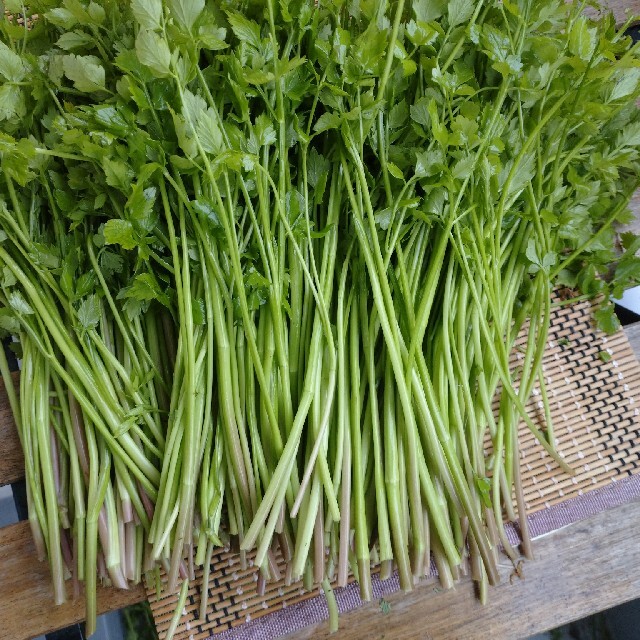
598 350 612 363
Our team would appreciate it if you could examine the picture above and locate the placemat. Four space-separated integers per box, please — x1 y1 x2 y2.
146 299 640 640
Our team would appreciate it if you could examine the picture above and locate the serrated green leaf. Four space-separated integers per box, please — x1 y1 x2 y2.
181 88 206 126
47 54 66 87
415 149 444 178
192 198 223 231
75 271 97 299
94 105 131 135
594 303 620 335
167 0 204 31
172 112 197 157
62 0 93 24
102 157 132 191
450 154 472 180
540 208 558 224
118 272 170 306
192 297 205 325
135 29 172 78
406 20 439 47
0 85 25 121
501 152 534 203
389 100 408 129
45 7 77 29
285 188 306 225
474 475 492 509
1 138 35 186
2 266 16 287
424 187 445 216
78 274 97 300
413 0 446 22
0 41 27 82
352 21 387 74
104 219 138 250
569 17 596 62
542 251 557 270
402 59 418 77
610 68 640 101
8 291 33 315
254 113 276 147
244 69 274 85
448 0 474 27
127 185 157 231
88 2 105 23
132 0 162 29
307 148 328 188
100 250 124 277
31 244 60 270
618 122 640 148
77 295 101 330
428 99 449 147
375 208 392 230
525 239 539 265
198 25 228 50
244 267 270 311
196 107 223 154
56 31 94 51
63 54 105 92
314 112 341 133
410 97 430 128
4 0 22 12
226 11 261 48
0 309 19 334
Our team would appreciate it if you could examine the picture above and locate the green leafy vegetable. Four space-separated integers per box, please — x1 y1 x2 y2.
1 1 639 636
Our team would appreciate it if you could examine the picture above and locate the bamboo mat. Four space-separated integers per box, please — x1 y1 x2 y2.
147 299 640 640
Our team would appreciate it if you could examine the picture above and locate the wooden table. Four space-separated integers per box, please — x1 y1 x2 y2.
287 498 640 640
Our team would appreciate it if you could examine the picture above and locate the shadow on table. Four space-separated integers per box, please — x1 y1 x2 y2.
529 599 640 640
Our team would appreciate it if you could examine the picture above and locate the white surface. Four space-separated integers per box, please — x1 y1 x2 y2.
616 285 640 315
0 485 17 528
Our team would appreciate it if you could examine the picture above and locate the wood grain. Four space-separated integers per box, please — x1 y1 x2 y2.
604 0 640 21
0 371 22 487
285 498 640 640
0 520 146 640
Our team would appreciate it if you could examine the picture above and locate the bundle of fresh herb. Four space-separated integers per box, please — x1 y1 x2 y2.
2 0 640 635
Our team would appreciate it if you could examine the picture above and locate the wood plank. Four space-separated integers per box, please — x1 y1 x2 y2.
0 371 23 487
604 0 640 22
625 322 640 361
286 497 640 640
0 520 146 640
